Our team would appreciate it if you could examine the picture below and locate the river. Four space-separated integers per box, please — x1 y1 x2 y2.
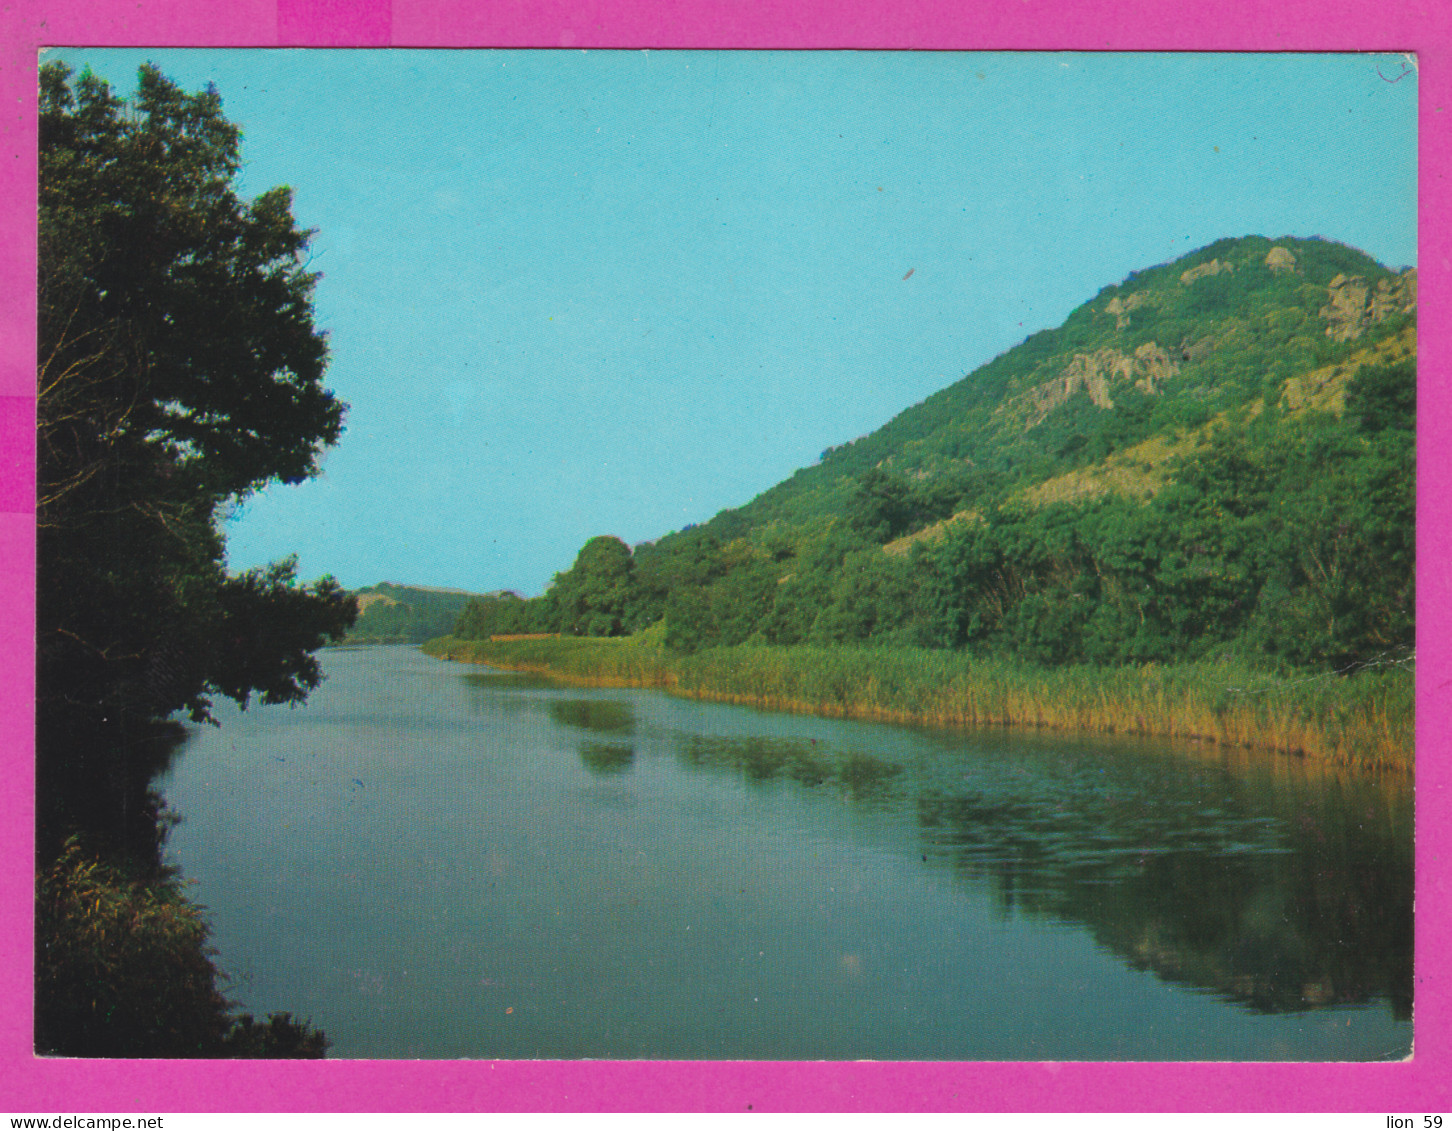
156 645 1413 1060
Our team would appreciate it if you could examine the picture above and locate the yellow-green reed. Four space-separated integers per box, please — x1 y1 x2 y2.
422 635 1411 773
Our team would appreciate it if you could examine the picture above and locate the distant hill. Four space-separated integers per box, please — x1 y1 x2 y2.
449 235 1415 675
345 583 500 644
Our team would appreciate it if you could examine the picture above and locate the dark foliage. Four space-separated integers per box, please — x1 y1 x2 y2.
38 61 357 854
36 838 330 1058
549 535 638 636
36 61 355 1057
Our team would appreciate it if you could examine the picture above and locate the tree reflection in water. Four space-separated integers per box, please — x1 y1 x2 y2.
668 721 1412 1020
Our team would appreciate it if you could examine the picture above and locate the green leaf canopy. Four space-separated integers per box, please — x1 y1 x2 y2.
36 62 356 857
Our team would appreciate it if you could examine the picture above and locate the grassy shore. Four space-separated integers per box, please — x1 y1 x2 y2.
423 632 1413 772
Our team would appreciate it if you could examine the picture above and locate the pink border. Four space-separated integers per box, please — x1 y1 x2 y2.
2 0 1447 1114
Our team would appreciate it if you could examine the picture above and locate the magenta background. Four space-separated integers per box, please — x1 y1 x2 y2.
1 0 1447 1113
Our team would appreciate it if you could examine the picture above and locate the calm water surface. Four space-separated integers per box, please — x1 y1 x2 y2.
157 646 1412 1059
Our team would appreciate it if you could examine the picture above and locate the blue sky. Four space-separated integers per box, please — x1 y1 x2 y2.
47 49 1419 596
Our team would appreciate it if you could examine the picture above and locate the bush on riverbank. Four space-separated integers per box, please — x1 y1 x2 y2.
423 633 1412 772
35 838 329 1058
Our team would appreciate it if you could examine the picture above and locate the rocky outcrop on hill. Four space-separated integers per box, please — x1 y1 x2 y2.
728 235 1413 551
1180 258 1235 286
1264 246 1297 274
1320 270 1417 342
1131 342 1178 390
1020 342 1179 426
1103 290 1153 330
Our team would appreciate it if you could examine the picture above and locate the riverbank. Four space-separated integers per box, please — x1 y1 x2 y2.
422 634 1413 772
35 836 330 1057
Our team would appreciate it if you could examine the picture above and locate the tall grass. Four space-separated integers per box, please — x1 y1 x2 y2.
35 837 329 1057
424 634 1412 773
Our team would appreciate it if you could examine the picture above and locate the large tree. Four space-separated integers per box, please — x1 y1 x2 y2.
37 62 356 859
550 535 637 637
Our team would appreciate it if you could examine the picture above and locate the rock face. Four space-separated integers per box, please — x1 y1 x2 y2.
1021 343 1180 426
1103 290 1152 330
1131 342 1177 392
1180 258 1235 286
1320 270 1417 341
1265 246 1297 274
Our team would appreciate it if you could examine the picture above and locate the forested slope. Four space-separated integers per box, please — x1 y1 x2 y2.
448 235 1415 680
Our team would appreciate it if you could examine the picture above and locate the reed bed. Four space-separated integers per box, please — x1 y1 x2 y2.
423 636 1412 773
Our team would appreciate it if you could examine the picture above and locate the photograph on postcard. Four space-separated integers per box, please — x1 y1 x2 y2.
34 48 1415 1060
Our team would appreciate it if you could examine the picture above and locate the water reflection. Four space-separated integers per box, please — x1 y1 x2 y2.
676 734 901 801
665 724 1411 1020
550 698 636 735
159 650 1413 1059
462 670 561 693
578 741 635 776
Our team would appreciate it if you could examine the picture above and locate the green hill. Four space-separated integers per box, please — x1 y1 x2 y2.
346 583 497 644
701 234 1411 535
450 235 1414 677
